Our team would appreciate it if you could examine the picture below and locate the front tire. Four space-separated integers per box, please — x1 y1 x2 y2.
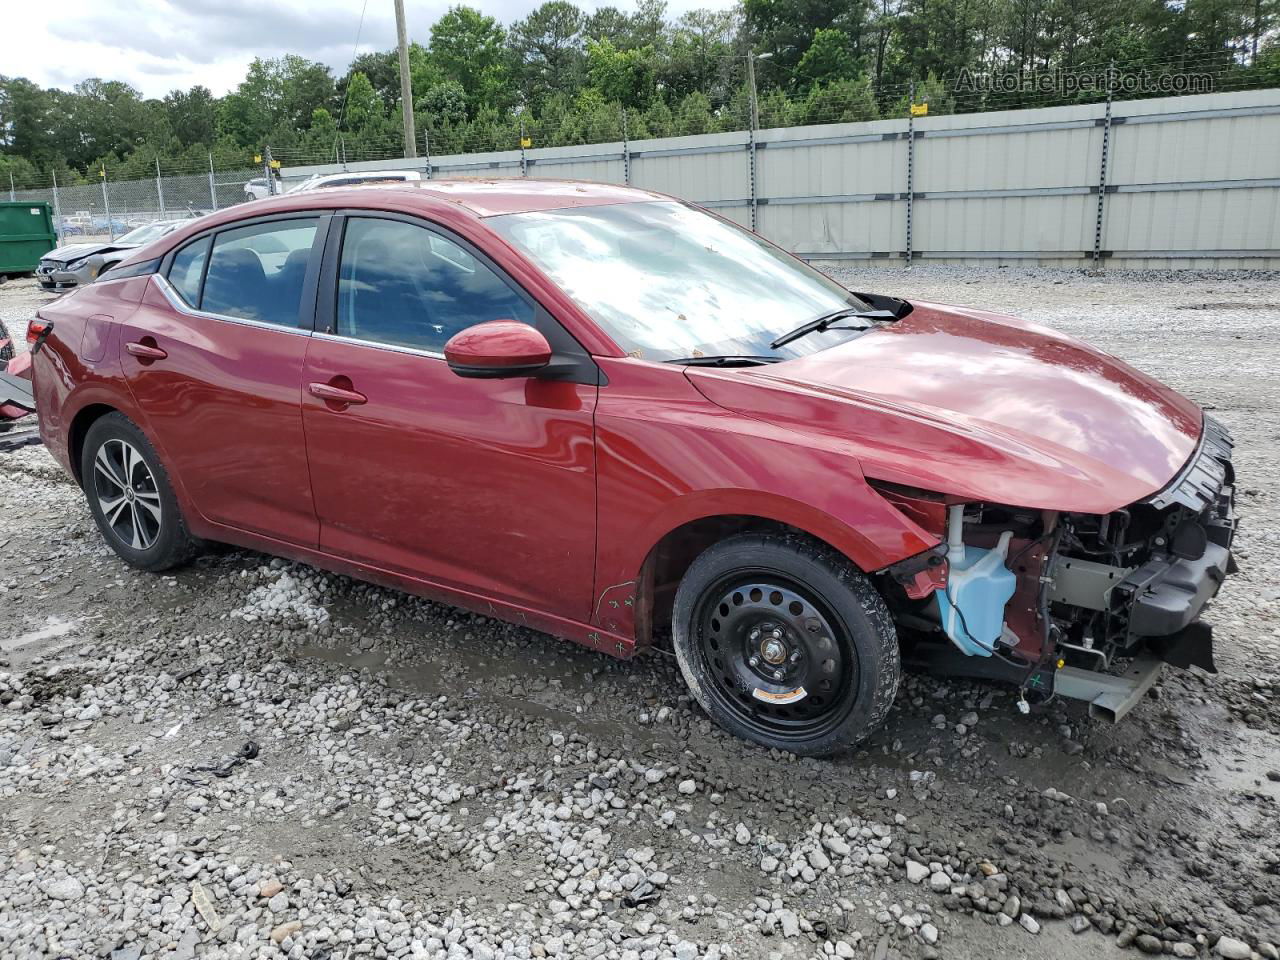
672 533 899 756
80 413 196 571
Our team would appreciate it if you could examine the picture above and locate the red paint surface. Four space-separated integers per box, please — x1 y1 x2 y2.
34 182 1206 659
444 320 552 370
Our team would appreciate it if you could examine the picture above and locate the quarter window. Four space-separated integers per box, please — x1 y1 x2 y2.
336 217 533 353
201 219 319 327
167 236 210 307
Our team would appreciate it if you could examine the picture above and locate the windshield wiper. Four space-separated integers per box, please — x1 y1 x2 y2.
769 308 899 350
665 355 783 367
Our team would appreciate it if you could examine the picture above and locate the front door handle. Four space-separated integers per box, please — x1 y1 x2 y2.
126 341 167 360
308 380 367 406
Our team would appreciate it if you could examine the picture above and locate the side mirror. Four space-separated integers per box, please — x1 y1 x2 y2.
444 320 552 379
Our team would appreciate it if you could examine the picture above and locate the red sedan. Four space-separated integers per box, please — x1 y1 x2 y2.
30 180 1236 755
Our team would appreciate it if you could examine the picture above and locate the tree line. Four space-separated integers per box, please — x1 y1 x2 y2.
1 0 1277 188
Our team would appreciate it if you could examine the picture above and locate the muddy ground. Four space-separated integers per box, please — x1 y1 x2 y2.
0 267 1277 960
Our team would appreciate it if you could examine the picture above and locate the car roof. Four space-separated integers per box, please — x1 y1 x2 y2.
389 178 667 217
148 179 673 253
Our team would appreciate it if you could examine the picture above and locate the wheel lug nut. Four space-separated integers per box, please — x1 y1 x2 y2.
749 629 760 640
748 656 759 668
772 670 784 681
771 628 783 639
789 651 801 663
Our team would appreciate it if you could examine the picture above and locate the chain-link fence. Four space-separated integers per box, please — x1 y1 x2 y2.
7 160 261 244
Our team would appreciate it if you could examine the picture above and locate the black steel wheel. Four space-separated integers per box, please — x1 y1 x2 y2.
673 533 899 755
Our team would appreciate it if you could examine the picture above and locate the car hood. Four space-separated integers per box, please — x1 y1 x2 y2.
44 242 131 263
687 301 1203 514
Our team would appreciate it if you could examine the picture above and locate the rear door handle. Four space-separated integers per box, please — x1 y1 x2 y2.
126 341 167 360
308 381 367 406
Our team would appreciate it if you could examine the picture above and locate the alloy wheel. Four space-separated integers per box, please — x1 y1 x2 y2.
92 439 163 550
695 574 857 742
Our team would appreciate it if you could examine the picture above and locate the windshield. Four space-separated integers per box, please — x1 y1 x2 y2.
488 201 870 362
118 222 177 245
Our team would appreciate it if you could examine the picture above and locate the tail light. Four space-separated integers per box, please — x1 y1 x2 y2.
26 319 51 345
26 319 54 354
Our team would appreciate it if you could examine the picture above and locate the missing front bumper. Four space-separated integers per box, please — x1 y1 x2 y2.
1055 655 1164 723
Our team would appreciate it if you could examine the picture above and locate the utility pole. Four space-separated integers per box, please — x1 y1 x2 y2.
747 54 759 131
395 0 418 158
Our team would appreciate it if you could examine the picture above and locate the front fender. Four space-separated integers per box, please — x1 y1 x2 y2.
592 358 937 641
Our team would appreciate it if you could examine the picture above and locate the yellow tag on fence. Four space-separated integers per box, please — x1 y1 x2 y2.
254 155 262 163
520 137 532 148
910 102 929 117
270 160 281 169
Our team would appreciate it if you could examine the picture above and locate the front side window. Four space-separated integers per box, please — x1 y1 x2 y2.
488 201 869 362
336 217 533 353
167 236 211 306
201 219 318 327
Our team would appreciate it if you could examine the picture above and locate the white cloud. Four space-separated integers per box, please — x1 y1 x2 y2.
3 0 735 99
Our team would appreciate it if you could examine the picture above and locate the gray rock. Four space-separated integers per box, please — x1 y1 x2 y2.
778 910 800 938
905 860 930 884
41 876 85 902
1216 937 1251 959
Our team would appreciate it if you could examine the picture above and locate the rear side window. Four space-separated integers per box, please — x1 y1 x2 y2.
201 219 319 327
167 237 210 306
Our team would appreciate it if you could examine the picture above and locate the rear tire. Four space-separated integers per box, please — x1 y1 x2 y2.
80 413 196 571
672 532 899 756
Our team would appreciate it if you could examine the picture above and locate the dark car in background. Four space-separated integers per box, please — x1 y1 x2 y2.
38 219 193 290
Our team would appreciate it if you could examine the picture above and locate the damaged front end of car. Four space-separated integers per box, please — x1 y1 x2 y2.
876 415 1238 722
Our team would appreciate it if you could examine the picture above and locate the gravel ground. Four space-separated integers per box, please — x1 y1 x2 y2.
0 267 1277 960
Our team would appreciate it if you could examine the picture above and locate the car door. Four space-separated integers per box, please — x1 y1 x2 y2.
120 214 327 546
301 212 599 620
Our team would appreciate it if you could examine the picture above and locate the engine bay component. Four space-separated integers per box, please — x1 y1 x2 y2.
935 504 1017 657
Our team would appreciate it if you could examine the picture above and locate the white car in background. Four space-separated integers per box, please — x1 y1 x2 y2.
244 170 423 201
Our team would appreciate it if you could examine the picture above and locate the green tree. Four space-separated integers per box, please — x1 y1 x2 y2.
343 72 384 130
164 86 217 148
586 38 657 108
419 80 469 127
795 27 862 88
511 2 587 108
430 6 514 114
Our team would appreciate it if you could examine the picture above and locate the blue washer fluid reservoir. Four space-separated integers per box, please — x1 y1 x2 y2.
935 529 1017 657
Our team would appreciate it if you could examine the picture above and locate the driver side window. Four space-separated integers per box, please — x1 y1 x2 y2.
336 217 533 354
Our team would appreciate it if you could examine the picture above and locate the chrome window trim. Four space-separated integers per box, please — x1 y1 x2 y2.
312 329 446 362
152 274 313 338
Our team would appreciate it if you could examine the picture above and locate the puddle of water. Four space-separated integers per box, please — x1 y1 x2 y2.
1 615 82 652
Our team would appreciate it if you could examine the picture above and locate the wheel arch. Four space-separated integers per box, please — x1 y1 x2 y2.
67 402 120 485
596 487 935 651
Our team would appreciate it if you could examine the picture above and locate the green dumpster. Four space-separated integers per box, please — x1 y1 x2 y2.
0 201 58 276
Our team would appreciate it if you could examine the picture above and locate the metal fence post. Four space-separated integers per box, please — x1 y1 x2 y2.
101 168 115 240
264 146 276 196
621 107 631 186
748 114 759 232
520 119 528 177
208 153 218 211
7 173 13 202
51 170 62 241
155 157 167 219
423 129 432 179
1092 63 1116 270
905 82 916 267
